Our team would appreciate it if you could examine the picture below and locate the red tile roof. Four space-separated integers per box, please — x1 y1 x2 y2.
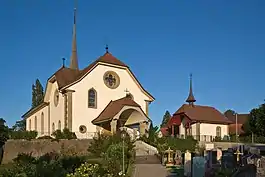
91 97 141 124
174 104 232 124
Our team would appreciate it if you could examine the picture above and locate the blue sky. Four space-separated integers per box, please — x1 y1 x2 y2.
0 0 265 127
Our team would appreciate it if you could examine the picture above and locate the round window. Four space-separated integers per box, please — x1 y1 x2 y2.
79 125 87 134
103 71 120 89
54 89 59 107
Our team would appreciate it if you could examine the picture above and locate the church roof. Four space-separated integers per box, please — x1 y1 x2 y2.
52 52 128 89
174 104 232 124
92 97 141 124
49 51 154 101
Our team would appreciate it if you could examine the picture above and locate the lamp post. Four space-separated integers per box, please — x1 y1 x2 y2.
121 128 126 176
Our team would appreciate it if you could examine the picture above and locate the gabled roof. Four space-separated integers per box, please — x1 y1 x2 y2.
174 104 232 124
52 67 80 89
48 52 154 101
92 97 141 124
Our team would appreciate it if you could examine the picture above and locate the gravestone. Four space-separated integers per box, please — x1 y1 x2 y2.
217 148 222 162
221 151 236 170
206 150 213 168
192 157 206 177
184 150 192 177
174 150 183 165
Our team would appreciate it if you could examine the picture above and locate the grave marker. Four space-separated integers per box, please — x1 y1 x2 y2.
217 148 222 162
184 150 192 177
192 157 206 177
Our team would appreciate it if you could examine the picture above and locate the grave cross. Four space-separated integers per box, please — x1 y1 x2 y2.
234 149 243 162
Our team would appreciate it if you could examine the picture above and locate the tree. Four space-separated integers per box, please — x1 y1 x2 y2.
148 122 159 142
160 111 171 127
243 102 265 136
12 119 26 131
0 118 9 144
224 109 236 118
0 118 9 164
32 79 44 108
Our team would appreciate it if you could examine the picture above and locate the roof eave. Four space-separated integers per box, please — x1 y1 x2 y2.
22 102 49 119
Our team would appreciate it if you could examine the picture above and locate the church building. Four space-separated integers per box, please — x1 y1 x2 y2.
162 74 232 142
22 8 154 139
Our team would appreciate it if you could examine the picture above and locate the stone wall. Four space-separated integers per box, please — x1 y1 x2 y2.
2 139 92 164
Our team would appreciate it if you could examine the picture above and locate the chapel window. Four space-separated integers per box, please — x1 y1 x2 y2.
88 88 97 108
58 120 61 130
41 112 44 134
34 116 37 131
216 126 221 137
29 119 32 131
52 123 55 133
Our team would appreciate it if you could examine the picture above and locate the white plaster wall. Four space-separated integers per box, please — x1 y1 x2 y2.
69 64 150 136
49 82 64 132
179 122 185 136
199 123 229 138
191 124 197 135
26 106 49 137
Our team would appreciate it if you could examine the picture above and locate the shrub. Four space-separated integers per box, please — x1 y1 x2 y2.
66 162 107 177
0 152 89 177
13 153 36 164
52 128 77 140
10 130 37 140
156 136 198 154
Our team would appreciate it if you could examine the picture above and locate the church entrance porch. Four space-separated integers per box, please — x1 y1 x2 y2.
91 97 150 139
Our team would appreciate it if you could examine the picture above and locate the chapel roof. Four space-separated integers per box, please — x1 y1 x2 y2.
174 104 232 124
91 96 141 124
52 51 129 89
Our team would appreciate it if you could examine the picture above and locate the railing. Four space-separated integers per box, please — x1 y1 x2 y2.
174 134 231 142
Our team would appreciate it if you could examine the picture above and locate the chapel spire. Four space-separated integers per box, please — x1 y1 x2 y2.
186 73 196 106
70 0 79 70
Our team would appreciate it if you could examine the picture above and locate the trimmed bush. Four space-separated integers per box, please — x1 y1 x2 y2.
52 128 77 140
9 130 38 140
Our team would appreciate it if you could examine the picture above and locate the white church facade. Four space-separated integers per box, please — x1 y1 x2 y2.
22 8 154 139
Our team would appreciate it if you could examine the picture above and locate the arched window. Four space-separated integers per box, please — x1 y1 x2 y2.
41 112 44 134
216 126 221 137
58 120 61 130
29 119 32 131
88 88 97 108
52 123 55 133
34 116 37 131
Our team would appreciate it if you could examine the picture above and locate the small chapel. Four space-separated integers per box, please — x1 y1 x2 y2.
22 7 154 139
160 74 232 142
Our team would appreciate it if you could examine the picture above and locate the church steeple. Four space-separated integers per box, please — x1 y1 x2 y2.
70 1 79 70
186 73 196 106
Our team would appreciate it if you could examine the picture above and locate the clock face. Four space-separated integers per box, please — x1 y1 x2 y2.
54 89 59 107
103 71 120 89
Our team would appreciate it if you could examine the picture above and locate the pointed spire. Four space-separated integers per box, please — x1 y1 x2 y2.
186 73 196 105
70 0 79 70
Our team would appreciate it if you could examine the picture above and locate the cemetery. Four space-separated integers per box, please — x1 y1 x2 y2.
160 143 265 177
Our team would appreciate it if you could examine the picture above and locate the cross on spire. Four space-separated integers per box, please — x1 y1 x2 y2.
105 44 109 53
